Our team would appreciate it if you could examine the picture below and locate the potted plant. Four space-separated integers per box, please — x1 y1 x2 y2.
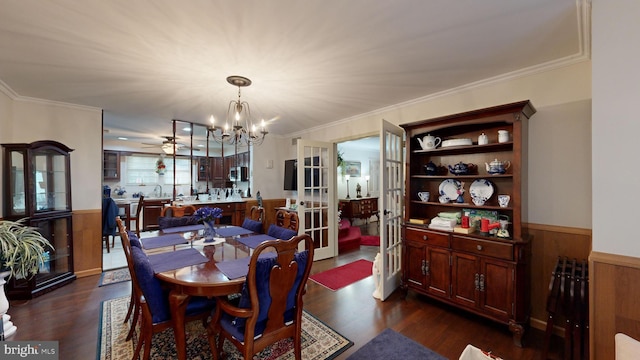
0 219 54 280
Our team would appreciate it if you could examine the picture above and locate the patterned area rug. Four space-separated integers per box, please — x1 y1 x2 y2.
97 296 353 360
98 267 131 287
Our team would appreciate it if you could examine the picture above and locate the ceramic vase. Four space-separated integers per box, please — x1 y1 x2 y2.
0 270 17 339
202 221 217 243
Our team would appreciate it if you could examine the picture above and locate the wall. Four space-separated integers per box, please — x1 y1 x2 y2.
591 1 640 358
337 142 380 200
0 86 103 276
293 61 592 229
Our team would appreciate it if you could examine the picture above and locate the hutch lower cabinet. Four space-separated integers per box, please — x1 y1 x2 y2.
400 101 535 346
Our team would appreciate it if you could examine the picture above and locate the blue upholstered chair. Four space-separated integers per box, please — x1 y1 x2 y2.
275 209 299 232
207 234 314 360
130 245 215 360
240 206 264 233
267 224 297 240
242 218 263 233
116 217 142 341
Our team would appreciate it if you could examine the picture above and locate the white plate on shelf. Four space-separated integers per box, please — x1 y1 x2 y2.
439 179 462 201
441 138 473 148
469 179 494 202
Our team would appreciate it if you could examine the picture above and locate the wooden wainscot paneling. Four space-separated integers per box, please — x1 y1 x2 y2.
589 251 640 360
524 223 592 335
72 209 103 277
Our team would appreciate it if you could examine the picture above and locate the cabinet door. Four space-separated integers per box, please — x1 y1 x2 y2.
211 157 224 180
404 240 427 289
451 252 480 308
103 151 120 180
425 246 450 298
479 258 514 321
197 157 208 181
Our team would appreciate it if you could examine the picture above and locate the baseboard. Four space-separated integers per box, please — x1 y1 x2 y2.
530 316 565 338
75 268 102 278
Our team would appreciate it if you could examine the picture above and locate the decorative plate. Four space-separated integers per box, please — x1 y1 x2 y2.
439 179 462 200
441 138 473 148
469 179 494 202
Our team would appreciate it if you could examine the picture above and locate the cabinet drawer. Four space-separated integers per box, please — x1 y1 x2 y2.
451 236 513 261
405 228 449 247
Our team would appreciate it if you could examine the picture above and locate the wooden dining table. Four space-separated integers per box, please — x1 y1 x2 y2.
141 225 263 360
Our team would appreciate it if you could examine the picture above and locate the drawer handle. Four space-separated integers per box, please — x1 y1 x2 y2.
477 245 483 251
423 235 428 241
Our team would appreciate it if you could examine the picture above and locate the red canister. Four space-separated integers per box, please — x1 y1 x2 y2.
462 216 470 228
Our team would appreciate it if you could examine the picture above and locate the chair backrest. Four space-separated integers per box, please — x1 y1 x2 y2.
275 210 299 232
133 195 145 236
102 197 119 236
131 246 171 323
267 224 297 240
235 234 314 339
161 205 196 218
249 206 264 222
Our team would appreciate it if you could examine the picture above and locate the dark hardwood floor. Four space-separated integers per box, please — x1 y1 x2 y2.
6 220 563 359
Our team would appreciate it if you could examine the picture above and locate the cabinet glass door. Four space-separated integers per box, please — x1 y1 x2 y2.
8 150 27 216
32 216 72 284
33 150 69 213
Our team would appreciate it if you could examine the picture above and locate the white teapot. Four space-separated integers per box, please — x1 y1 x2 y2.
485 158 511 175
417 134 441 150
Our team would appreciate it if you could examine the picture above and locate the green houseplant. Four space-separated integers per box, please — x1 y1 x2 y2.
0 219 53 280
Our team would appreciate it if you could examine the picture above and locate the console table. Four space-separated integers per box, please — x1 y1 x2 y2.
339 197 379 224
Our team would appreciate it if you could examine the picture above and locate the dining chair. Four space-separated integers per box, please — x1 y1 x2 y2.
249 206 264 222
116 217 143 341
160 205 196 218
102 197 119 253
157 205 198 230
207 234 314 360
275 209 299 232
130 245 215 360
132 195 145 237
241 206 265 233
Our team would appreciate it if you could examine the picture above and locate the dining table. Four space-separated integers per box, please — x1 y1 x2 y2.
140 224 277 360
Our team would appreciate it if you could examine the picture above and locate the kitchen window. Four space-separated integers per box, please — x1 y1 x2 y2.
125 155 192 185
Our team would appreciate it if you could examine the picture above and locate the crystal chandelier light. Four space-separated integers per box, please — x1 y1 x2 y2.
208 76 268 146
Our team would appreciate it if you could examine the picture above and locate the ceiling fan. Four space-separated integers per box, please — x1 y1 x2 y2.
142 136 200 154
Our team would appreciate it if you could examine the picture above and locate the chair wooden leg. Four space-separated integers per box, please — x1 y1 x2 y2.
124 288 134 323
103 236 110 253
127 299 140 341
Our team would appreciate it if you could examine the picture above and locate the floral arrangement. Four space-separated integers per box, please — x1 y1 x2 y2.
114 186 126 196
194 207 223 223
156 158 166 175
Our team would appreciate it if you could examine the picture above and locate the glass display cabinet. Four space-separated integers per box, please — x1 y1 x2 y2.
2 140 76 299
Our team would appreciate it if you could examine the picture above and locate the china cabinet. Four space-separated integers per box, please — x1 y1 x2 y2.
400 101 535 346
2 140 76 299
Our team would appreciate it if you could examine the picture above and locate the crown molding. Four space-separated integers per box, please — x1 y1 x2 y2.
0 78 101 113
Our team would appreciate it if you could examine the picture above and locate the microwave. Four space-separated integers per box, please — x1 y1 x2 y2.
229 166 248 182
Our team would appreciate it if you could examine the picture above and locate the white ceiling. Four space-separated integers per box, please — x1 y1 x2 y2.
0 0 589 153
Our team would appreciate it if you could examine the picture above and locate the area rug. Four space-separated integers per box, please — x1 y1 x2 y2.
98 267 131 287
360 235 380 246
97 296 353 360
346 328 447 360
310 259 372 291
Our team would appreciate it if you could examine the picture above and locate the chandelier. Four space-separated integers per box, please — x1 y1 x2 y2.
208 75 268 146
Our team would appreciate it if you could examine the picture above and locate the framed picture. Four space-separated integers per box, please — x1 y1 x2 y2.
344 161 361 177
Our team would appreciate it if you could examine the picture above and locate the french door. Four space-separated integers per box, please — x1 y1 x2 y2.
296 140 336 260
378 120 404 300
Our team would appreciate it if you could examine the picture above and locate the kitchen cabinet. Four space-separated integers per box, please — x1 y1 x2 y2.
400 101 535 346
103 150 120 180
2 140 76 299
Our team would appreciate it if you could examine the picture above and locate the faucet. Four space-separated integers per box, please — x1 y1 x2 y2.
153 185 162 198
